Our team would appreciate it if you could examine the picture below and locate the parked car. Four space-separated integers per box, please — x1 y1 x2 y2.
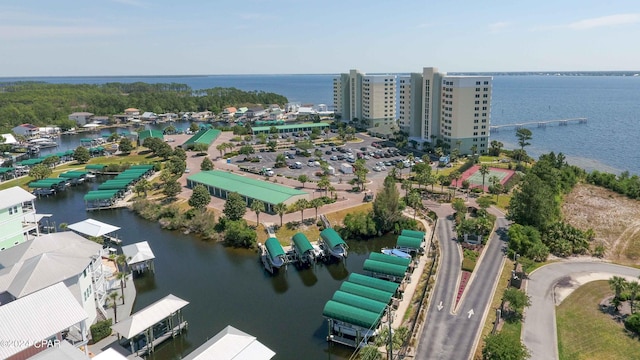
325 150 332 155
330 155 338 161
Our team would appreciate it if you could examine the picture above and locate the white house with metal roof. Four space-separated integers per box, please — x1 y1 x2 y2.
0 232 107 325
0 186 41 251
183 325 275 360
0 282 89 360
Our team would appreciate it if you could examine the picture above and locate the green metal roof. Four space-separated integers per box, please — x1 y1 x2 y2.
396 235 422 250
182 128 221 147
332 291 387 315
252 122 330 133
18 159 43 166
128 164 155 170
0 167 14 174
85 164 107 170
114 174 143 179
265 237 285 261
363 260 407 278
98 183 129 190
320 228 347 249
339 282 393 304
401 229 425 239
28 181 59 188
292 233 313 254
188 170 307 205
30 178 66 185
138 129 164 142
347 273 400 294
84 191 118 201
368 252 411 267
322 301 381 330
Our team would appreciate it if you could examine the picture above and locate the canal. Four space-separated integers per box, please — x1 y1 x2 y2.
35 180 396 359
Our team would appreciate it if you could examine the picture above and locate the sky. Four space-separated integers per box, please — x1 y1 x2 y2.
1 0 640 76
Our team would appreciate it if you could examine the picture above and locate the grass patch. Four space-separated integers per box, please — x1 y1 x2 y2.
557 280 640 360
473 259 514 360
325 203 372 227
623 230 640 261
274 221 320 246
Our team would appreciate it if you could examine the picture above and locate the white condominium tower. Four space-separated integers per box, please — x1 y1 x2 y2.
333 69 396 128
399 67 492 155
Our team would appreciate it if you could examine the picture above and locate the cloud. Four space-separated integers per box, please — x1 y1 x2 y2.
567 13 640 30
0 25 122 39
488 21 510 33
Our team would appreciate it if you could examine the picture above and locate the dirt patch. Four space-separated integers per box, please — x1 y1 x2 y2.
562 183 640 264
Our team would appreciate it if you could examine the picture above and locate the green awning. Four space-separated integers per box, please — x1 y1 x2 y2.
128 165 154 170
401 229 425 239
85 164 107 170
346 273 400 294
320 228 347 249
265 237 285 262
363 260 407 278
59 171 88 179
331 291 387 315
339 282 394 305
368 252 411 267
98 184 129 190
323 301 382 330
396 235 422 250
84 191 118 201
0 167 14 174
292 233 313 254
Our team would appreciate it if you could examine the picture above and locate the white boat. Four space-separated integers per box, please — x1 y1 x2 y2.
319 228 348 259
381 248 412 260
29 138 58 148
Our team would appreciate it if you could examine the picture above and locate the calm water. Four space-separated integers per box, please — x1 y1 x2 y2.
8 73 639 174
34 182 395 360
11 73 640 359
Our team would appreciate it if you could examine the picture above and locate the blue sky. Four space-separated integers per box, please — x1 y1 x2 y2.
1 0 639 76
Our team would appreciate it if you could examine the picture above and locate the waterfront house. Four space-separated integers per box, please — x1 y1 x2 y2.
0 231 108 325
124 108 140 116
141 112 157 121
223 107 237 118
183 325 275 360
0 186 41 251
235 107 248 118
0 282 89 360
91 116 110 125
69 112 94 126
12 124 39 137
246 106 266 119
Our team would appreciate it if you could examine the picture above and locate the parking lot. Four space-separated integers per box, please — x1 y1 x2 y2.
227 133 427 184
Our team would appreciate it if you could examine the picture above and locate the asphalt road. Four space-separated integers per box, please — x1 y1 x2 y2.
415 206 509 360
522 262 640 360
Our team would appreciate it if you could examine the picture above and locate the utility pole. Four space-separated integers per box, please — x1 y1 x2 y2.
387 305 393 359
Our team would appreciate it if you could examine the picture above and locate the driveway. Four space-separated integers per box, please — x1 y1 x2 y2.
523 262 640 360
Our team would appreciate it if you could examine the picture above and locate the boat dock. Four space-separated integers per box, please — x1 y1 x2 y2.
490 117 587 131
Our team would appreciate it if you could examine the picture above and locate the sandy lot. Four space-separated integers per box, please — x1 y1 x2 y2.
562 183 640 264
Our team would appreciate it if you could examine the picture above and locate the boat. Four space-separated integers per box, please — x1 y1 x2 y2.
292 233 317 266
319 228 348 259
264 237 287 269
29 138 58 148
381 248 412 260
28 145 40 154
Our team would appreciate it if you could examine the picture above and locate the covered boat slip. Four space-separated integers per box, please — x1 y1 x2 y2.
323 300 382 330
122 241 156 274
332 291 387 315
111 294 188 356
368 252 411 267
396 235 424 254
68 218 122 244
346 273 400 295
339 282 394 305
363 259 408 283
401 229 425 239
291 232 317 265
319 228 348 258
264 237 286 267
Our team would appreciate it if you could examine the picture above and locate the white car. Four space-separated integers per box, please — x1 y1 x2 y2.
330 155 338 161
373 166 382 172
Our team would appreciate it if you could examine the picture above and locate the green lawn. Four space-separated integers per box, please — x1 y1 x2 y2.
557 280 640 360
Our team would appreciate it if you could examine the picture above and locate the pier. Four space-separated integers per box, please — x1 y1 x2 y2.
490 117 587 131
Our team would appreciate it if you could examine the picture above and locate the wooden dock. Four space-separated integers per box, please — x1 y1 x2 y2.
490 117 587 131
137 321 188 356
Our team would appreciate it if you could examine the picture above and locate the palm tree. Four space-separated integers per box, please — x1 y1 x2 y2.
407 190 421 220
116 271 127 304
609 276 628 301
109 292 119 323
250 200 265 225
310 198 323 220
455 139 462 154
479 164 490 191
327 185 336 199
317 177 331 196
488 175 501 200
451 171 461 196
274 203 287 227
294 199 310 222
401 180 412 198
628 281 640 314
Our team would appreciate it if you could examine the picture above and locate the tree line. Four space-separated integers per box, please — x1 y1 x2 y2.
0 82 288 132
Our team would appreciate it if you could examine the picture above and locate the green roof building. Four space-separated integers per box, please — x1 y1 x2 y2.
187 170 308 213
181 128 221 150
251 122 330 135
137 129 164 144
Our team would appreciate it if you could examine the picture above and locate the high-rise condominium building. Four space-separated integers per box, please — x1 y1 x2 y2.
399 67 492 154
333 69 396 128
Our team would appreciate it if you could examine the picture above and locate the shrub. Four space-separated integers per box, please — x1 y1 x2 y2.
462 257 476 272
90 319 112 343
625 313 640 335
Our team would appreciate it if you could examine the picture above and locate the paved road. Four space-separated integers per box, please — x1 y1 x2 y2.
522 262 640 360
415 205 509 359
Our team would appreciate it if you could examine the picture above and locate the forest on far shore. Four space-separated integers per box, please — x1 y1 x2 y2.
0 82 288 133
